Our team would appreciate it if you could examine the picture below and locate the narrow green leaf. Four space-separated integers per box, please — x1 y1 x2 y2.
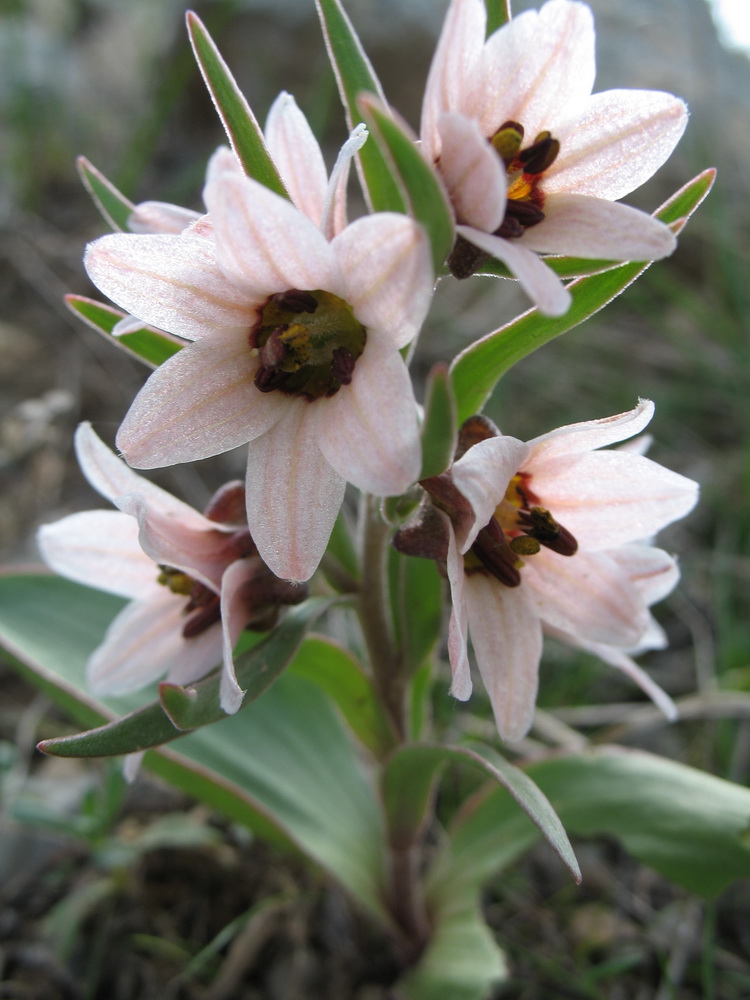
477 254 622 281
389 552 443 679
186 12 289 198
433 745 750 901
38 597 335 756
381 743 579 880
485 0 511 35
420 362 458 479
359 95 453 273
450 168 716 422
315 0 406 212
160 597 336 731
77 156 135 232
65 295 183 368
288 635 396 758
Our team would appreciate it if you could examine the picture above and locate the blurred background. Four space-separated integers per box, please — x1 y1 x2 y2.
1 0 749 997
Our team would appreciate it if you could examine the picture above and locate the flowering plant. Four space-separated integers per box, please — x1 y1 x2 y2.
2 1 747 997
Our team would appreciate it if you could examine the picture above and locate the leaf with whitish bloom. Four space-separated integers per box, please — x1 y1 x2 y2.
450 168 716 422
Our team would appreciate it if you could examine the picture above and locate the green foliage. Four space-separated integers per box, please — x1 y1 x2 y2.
65 295 183 368
420 363 458 480
485 0 512 36
77 156 134 231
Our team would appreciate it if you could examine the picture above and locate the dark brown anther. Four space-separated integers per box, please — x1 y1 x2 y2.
271 289 318 313
519 506 578 556
182 594 221 638
455 414 500 460
203 481 246 526
222 528 256 561
518 135 560 175
446 233 489 280
254 364 290 393
259 326 288 370
185 580 215 612
472 521 522 587
330 346 356 387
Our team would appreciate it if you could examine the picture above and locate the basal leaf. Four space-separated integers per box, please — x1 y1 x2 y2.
420 362 458 480
451 168 716 422
186 12 288 198
315 0 405 212
65 295 183 369
359 95 454 273
77 156 134 232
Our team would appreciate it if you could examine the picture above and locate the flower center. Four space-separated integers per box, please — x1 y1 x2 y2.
467 473 578 587
157 565 223 638
489 121 560 239
250 288 366 401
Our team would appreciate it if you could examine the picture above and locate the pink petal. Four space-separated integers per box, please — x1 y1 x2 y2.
218 557 259 713
437 112 506 232
457 225 571 316
545 90 688 201
322 123 368 239
84 233 251 340
519 193 676 260
128 200 202 234
333 213 434 348
116 493 237 592
528 451 699 550
317 335 420 495
525 399 654 462
472 0 595 142
75 423 207 527
116 329 287 469
203 147 338 296
525 548 649 648
37 510 154 599
609 544 680 607
420 0 486 162
445 519 472 701
451 435 530 553
244 402 346 582
464 573 542 742
265 92 328 227
87 587 222 695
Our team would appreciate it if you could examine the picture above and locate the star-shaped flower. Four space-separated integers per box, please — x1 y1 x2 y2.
38 423 305 714
398 400 698 741
421 0 688 315
84 94 434 581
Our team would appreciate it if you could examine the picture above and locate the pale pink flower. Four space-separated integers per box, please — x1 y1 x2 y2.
84 94 433 582
38 423 304 714
414 400 698 741
421 0 688 315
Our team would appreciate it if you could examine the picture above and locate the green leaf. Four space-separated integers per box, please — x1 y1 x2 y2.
477 254 622 281
397 900 508 1000
381 743 579 881
434 745 750 900
389 553 443 679
288 634 396 758
65 295 183 369
450 168 716 423
485 0 511 35
38 597 336 756
186 12 289 198
315 0 406 213
359 94 454 273
420 362 458 479
77 156 135 232
0 572 389 923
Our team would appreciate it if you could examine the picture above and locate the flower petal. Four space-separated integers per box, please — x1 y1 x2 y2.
420 0 486 162
334 213 434 348
457 224 571 316
128 200 202 235
545 90 688 201
84 233 250 340
464 573 542 742
525 548 649 648
322 123 368 239
530 451 698 549
265 92 328 227
317 335 420 495
520 193 676 260
204 147 338 296
37 510 154 599
116 329 287 469
244 402 346 582
445 518 472 701
87 587 222 695
472 0 595 141
525 399 654 462
218 557 261 713
609 544 680 606
451 434 530 552
437 112 506 232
